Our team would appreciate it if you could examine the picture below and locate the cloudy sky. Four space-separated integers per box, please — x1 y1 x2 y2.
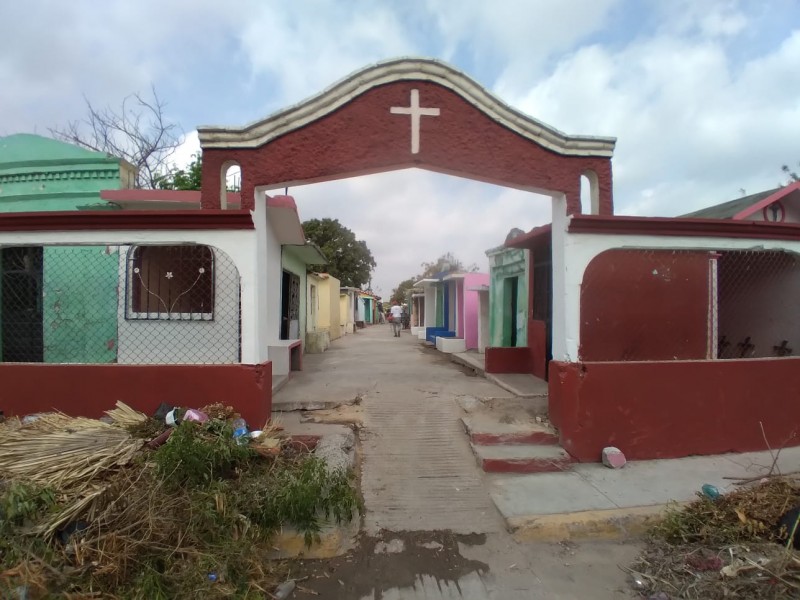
2 1 799 296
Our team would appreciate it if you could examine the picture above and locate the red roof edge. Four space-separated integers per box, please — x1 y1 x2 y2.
505 223 552 249
0 210 254 231
568 213 800 241
100 189 242 205
733 181 800 220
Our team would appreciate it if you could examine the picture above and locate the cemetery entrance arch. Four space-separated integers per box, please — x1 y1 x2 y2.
198 58 615 215
197 58 616 376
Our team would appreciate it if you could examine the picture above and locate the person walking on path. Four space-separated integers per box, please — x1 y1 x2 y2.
390 301 403 337
376 301 385 324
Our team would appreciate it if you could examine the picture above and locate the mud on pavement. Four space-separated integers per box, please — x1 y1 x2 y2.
288 530 489 599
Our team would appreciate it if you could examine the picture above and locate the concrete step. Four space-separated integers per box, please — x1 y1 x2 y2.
484 372 548 399
462 416 559 446
450 352 486 376
472 443 573 474
272 373 291 394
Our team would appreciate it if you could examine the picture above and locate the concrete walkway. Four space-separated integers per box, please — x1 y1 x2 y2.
450 351 549 399
275 326 640 599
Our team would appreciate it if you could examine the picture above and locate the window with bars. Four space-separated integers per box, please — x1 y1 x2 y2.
126 245 215 320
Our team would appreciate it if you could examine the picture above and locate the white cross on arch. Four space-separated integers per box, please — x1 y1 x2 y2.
390 89 440 154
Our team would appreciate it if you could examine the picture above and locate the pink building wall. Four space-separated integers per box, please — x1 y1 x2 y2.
464 273 489 350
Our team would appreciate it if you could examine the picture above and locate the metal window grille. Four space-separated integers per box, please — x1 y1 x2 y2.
0 244 241 365
715 249 798 359
126 245 215 320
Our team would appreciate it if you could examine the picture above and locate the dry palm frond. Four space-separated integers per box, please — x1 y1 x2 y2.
104 401 147 428
0 416 143 490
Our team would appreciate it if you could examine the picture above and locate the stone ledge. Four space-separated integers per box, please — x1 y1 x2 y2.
509 504 676 542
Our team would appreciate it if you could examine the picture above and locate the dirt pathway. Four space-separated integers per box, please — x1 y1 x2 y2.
276 325 639 599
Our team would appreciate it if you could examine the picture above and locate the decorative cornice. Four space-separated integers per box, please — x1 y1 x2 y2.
197 57 616 158
567 214 800 241
0 210 254 232
0 169 120 185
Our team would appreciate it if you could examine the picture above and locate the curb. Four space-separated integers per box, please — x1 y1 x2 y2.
449 353 486 376
484 372 548 399
268 519 360 559
508 504 672 542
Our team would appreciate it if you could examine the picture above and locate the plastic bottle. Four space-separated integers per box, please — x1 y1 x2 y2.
232 418 248 444
701 483 722 500
274 580 296 599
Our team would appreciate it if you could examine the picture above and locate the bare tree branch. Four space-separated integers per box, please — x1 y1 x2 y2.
49 87 183 189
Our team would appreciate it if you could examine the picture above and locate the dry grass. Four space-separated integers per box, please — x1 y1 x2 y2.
629 477 800 599
0 413 360 598
0 414 142 490
104 401 148 428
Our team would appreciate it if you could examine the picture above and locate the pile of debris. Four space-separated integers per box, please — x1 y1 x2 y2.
628 477 800 599
0 402 361 598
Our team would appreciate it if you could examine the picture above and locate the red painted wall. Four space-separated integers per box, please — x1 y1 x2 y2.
485 319 547 378
528 319 548 380
580 249 711 361
550 358 800 461
0 362 273 429
201 81 613 216
485 346 531 373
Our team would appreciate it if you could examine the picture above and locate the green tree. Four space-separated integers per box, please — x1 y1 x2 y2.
302 218 376 288
782 163 799 184
390 252 478 305
419 252 478 278
155 153 203 190
391 277 416 305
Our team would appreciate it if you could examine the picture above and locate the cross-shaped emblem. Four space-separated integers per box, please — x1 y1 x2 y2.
390 89 440 154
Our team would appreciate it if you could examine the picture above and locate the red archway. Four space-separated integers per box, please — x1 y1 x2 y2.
198 58 615 214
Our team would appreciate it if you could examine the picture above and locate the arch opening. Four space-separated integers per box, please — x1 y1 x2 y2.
220 161 241 210
580 170 600 215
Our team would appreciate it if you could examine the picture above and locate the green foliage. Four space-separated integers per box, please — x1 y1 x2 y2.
241 457 362 546
0 482 56 528
0 421 361 597
419 252 478 278
125 565 172 600
302 218 376 288
153 420 253 488
783 162 799 184
391 277 416 305
0 483 58 584
390 252 478 305
155 153 203 190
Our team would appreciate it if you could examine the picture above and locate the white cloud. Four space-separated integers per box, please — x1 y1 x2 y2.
0 1 243 134
425 0 620 88
271 170 550 296
171 131 201 170
508 23 800 216
3 0 800 290
237 1 416 109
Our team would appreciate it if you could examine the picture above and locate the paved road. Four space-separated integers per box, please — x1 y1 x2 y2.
276 325 639 599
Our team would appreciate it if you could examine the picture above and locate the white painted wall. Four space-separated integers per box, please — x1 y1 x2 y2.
0 226 262 363
257 190 283 361
554 218 800 362
550 194 570 361
116 245 240 364
423 284 437 327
